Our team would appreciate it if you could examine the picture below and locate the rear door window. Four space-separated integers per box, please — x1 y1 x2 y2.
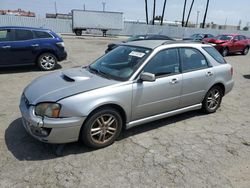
15 29 33 41
34 31 53 39
180 48 209 72
203 46 226 64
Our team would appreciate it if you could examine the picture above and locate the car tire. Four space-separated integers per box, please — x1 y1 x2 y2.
221 47 229 57
242 46 249 55
75 30 82 36
37 53 57 71
202 86 223 114
81 108 123 149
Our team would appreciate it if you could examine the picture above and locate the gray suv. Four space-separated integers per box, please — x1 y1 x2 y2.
20 40 234 148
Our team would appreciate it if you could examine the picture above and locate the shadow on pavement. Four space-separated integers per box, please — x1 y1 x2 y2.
243 74 250 79
5 110 203 161
0 64 62 74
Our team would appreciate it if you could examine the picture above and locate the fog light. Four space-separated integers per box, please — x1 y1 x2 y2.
31 127 51 137
40 129 49 136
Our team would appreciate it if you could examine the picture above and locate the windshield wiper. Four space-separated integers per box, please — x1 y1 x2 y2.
88 66 99 74
88 66 111 79
98 69 111 79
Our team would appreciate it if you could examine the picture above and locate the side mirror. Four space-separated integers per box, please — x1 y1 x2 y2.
140 72 156 82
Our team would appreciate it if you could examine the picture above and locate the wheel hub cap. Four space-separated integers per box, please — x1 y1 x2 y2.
90 114 118 144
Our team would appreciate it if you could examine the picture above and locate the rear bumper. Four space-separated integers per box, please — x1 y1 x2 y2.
225 80 234 95
19 95 85 144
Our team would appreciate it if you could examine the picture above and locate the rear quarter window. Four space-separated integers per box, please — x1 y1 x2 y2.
34 31 53 39
203 47 226 64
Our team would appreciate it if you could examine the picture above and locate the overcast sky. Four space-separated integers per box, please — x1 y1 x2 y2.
0 0 249 26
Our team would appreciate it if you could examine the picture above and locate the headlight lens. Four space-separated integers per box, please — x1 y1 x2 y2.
35 103 61 118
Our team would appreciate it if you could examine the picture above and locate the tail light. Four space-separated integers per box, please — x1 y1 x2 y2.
230 67 233 76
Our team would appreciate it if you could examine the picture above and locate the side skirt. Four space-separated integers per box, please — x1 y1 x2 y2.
126 104 202 129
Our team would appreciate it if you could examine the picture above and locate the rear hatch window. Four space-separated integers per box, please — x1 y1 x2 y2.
203 46 226 64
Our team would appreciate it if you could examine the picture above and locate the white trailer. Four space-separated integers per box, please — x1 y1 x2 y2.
72 10 123 36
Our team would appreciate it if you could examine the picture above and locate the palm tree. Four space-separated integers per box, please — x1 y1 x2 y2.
202 0 210 28
161 0 168 25
182 0 187 27
145 0 148 24
152 0 156 25
185 0 195 27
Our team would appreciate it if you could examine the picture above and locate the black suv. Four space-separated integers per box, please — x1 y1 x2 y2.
105 34 174 53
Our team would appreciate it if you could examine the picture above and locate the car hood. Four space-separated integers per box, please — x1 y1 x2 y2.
24 68 119 105
207 39 228 44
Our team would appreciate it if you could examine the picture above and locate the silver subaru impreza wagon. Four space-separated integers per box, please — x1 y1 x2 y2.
20 40 234 148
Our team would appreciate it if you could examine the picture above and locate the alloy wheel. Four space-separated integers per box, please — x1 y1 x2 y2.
244 47 249 55
206 89 221 111
90 114 118 144
222 48 228 57
40 55 56 70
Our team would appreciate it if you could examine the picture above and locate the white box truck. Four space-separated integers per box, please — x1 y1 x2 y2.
72 10 123 36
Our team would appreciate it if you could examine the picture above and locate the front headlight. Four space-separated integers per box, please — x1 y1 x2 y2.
35 103 61 118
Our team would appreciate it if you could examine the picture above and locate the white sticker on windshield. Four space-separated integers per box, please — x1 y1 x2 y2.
129 51 145 58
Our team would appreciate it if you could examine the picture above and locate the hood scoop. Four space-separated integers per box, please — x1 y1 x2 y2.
61 68 91 82
61 74 75 82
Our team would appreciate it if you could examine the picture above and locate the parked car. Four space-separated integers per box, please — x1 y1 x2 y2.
183 33 214 41
204 34 250 56
0 26 67 71
105 34 174 53
20 40 234 148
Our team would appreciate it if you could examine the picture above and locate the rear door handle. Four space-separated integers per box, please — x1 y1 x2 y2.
2 45 11 49
31 44 39 47
206 71 213 76
169 78 179 84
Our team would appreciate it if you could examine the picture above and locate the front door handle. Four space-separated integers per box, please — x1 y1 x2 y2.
2 45 11 49
31 44 39 47
206 71 213 77
169 78 179 84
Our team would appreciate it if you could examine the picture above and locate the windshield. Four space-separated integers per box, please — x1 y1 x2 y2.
216 35 233 41
190 34 203 39
89 45 151 81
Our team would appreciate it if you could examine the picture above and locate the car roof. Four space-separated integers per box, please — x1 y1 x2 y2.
219 34 239 36
123 40 209 49
0 26 51 32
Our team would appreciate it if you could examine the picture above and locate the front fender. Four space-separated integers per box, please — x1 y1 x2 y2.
58 82 133 122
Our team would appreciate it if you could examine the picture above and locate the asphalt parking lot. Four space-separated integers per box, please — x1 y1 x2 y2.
0 35 250 188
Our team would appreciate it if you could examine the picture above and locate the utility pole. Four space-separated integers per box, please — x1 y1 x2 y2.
83 0 85 10
185 0 195 27
161 0 167 26
202 0 210 28
54 1 57 14
102 2 106 12
152 0 156 25
182 0 187 27
145 0 148 24
196 11 200 28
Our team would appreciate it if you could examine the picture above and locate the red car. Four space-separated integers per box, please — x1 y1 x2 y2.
203 34 250 56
